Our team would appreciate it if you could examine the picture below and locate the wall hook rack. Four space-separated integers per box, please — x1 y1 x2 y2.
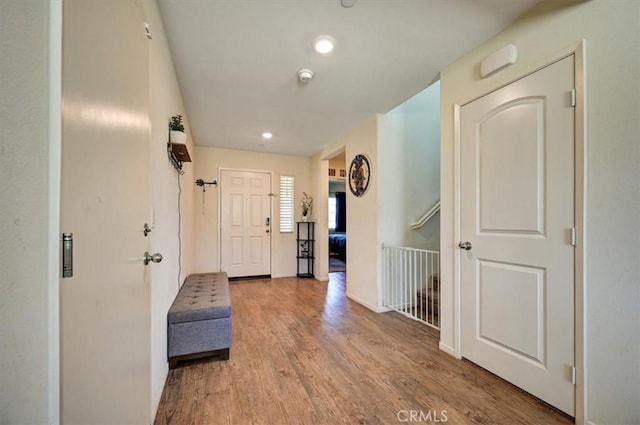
196 178 217 192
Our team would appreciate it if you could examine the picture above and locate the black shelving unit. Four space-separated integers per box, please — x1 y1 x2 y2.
296 221 315 278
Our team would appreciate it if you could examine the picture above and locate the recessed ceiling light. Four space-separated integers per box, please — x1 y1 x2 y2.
314 36 335 55
261 132 273 140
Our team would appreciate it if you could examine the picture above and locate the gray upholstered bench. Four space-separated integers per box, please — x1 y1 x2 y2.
167 272 231 368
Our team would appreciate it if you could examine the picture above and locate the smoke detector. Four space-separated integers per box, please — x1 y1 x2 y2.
298 69 314 83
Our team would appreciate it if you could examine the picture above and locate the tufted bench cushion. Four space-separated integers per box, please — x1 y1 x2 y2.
167 272 231 368
168 273 231 324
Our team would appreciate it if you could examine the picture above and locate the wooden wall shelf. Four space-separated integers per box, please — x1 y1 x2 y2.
167 142 191 174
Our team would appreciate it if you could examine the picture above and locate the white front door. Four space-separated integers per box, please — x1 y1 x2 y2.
220 170 272 277
460 56 575 415
60 1 151 423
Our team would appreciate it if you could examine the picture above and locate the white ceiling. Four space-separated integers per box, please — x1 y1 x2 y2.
158 0 539 157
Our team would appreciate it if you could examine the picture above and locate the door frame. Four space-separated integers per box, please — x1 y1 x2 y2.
217 168 273 275
451 41 587 423
48 1 63 423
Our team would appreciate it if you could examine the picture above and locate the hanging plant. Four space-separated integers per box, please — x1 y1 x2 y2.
169 114 186 144
170 115 184 132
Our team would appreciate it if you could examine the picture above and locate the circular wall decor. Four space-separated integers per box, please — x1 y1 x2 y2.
348 154 371 197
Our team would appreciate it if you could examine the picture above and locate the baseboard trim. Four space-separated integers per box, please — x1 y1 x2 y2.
346 292 387 313
229 274 271 281
438 341 460 359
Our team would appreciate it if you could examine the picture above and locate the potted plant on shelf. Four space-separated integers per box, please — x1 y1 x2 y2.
169 114 186 144
301 192 313 222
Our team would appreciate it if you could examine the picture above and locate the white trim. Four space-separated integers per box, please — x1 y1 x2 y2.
346 291 388 313
452 103 462 359
574 40 588 425
377 305 392 313
321 146 346 162
438 341 459 358
319 149 345 284
451 45 587 421
48 1 62 423
217 168 273 276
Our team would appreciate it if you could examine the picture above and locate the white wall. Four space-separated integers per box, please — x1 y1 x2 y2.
194 147 311 278
0 1 51 423
439 1 640 424
310 149 332 281
143 0 196 418
346 116 380 310
312 116 380 310
378 81 441 251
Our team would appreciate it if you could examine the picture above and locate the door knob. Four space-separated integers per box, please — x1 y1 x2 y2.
458 241 472 251
144 252 163 265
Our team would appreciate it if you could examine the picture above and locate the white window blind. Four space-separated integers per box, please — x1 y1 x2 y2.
279 175 294 233
328 196 337 230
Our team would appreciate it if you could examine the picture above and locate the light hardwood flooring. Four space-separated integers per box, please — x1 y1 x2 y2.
154 273 572 425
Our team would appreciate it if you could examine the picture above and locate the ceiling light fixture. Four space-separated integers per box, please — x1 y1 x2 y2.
313 35 335 55
261 132 273 140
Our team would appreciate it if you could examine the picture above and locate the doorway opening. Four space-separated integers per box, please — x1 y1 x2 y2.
327 152 347 274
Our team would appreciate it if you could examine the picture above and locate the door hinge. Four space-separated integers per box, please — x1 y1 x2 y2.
62 233 73 278
144 23 152 40
570 228 576 246
570 89 576 107
570 366 577 385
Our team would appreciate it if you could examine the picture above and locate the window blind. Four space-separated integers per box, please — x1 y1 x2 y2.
279 175 294 233
328 196 337 230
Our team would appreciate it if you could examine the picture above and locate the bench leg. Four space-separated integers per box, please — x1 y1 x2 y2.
169 357 180 370
220 348 230 361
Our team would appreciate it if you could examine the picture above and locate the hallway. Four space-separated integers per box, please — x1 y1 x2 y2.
154 274 571 424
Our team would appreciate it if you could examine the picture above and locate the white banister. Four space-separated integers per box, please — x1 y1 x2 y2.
381 244 440 330
410 201 440 230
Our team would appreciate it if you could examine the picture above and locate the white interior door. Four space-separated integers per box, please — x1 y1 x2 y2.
460 56 575 415
60 1 151 423
220 170 272 277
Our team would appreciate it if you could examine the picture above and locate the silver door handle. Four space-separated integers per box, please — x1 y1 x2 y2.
458 241 472 250
144 252 163 265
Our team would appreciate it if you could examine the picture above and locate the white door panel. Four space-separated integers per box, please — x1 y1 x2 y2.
221 170 271 277
478 98 545 234
477 260 546 364
61 1 151 423
461 56 575 415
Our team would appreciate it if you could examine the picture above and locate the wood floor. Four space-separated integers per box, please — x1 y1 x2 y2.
154 274 572 425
